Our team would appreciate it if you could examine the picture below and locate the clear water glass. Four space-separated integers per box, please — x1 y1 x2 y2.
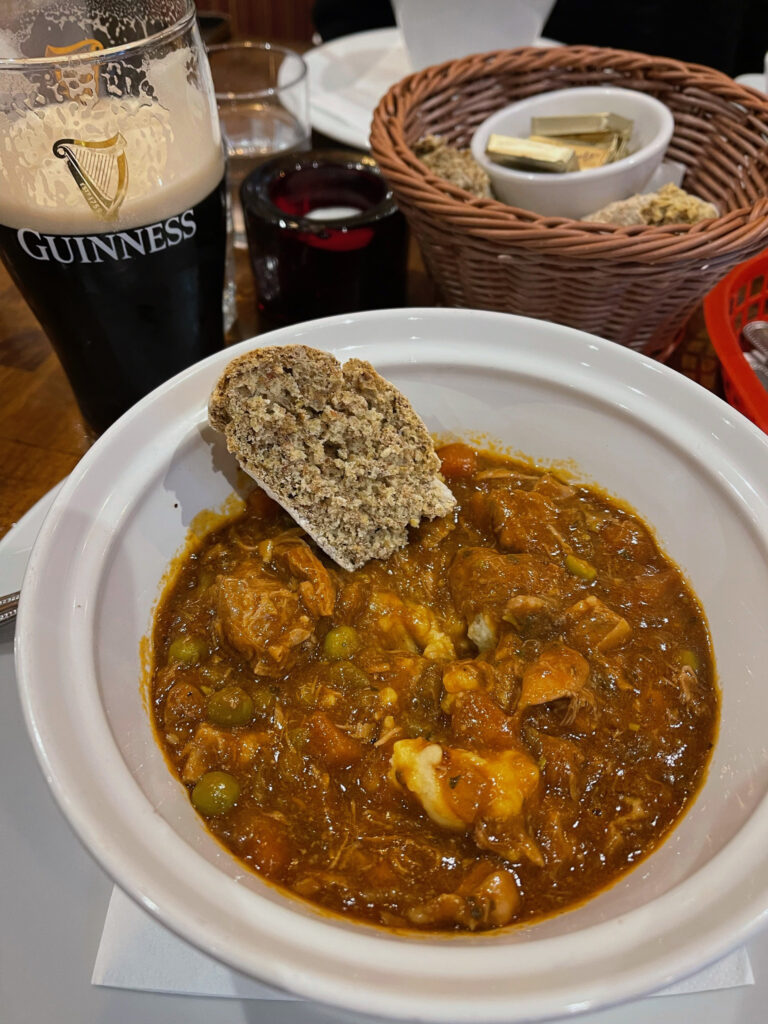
208 42 311 250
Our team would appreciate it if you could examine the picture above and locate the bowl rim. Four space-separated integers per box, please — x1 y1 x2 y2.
470 85 675 185
14 307 768 1022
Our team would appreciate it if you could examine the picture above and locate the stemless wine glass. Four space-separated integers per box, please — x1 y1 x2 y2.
0 0 227 435
241 151 408 329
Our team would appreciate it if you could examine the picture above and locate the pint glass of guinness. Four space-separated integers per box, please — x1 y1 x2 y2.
0 1 227 433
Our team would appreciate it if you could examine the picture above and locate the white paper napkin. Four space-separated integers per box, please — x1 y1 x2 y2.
396 0 542 70
92 885 754 1001
92 887 294 999
309 37 412 137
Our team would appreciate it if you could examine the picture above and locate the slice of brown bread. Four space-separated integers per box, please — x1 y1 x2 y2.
208 345 456 570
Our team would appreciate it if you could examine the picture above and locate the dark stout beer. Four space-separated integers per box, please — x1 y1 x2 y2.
0 181 226 433
0 9 227 433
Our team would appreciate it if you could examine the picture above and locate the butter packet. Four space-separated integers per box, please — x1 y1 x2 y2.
528 134 620 170
531 112 633 138
485 134 578 173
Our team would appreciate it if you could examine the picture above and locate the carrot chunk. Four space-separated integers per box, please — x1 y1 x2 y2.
438 443 477 479
306 712 363 768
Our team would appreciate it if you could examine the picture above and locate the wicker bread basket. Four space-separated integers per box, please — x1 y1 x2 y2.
370 45 768 356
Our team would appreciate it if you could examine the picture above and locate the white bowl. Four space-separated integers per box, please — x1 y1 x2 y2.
15 308 768 1022
470 86 675 218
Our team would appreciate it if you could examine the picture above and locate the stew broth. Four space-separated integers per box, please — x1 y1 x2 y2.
150 445 718 932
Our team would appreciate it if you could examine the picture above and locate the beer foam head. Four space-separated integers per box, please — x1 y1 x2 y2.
0 29 23 58
1 1 190 52
0 6 224 232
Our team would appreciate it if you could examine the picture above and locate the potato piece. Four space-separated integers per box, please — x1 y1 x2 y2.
390 738 539 831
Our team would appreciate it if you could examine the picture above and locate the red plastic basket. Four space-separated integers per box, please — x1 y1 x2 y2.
704 251 768 433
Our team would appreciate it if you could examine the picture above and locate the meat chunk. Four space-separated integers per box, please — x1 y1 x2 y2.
214 532 336 675
449 690 519 750
530 731 586 799
519 644 590 711
181 722 268 782
474 489 565 557
260 534 336 618
162 679 205 739
534 474 576 502
412 514 456 549
449 548 568 623
502 594 557 632
407 867 520 930
598 517 658 564
473 817 544 867
390 738 539 832
565 595 631 654
214 569 315 675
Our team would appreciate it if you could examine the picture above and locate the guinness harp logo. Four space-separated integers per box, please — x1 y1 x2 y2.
53 134 129 220
45 39 104 100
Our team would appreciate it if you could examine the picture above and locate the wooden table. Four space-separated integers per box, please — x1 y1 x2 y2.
0 260 91 538
0 235 439 540
0 240 720 541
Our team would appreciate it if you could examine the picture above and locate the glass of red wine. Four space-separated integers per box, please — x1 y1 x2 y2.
240 150 408 328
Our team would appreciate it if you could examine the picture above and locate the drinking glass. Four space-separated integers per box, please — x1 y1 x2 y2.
241 151 407 328
208 42 310 249
0 0 227 435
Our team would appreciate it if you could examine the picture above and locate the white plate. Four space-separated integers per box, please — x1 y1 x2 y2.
305 27 559 150
0 489 756 1022
734 72 766 94
0 482 63 596
14 308 768 1023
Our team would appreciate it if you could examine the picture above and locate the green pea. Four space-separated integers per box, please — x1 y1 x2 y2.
330 660 370 689
565 554 597 582
191 771 240 816
206 685 254 727
323 625 360 660
168 635 208 665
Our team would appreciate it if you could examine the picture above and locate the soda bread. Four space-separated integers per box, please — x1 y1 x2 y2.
208 345 456 570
